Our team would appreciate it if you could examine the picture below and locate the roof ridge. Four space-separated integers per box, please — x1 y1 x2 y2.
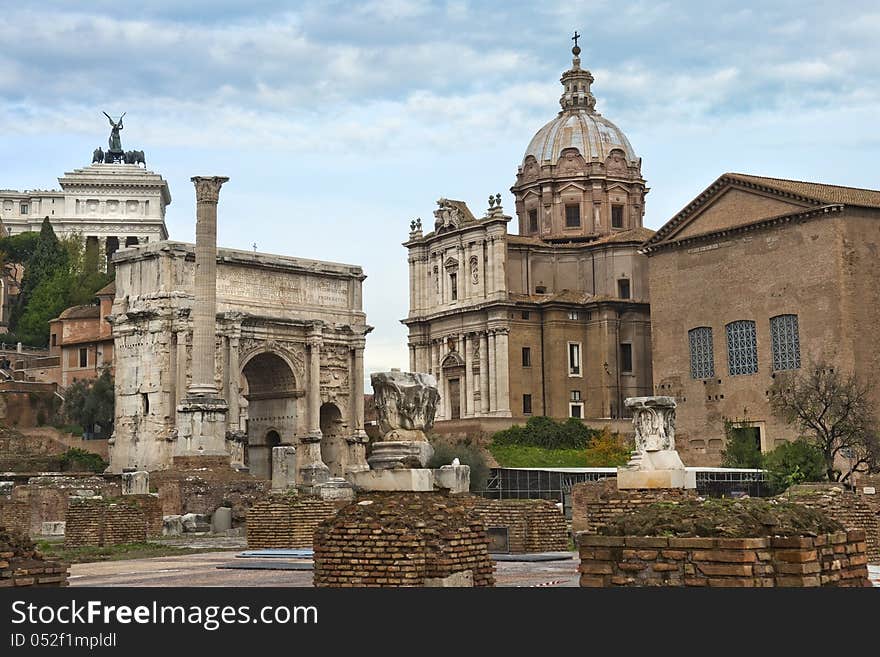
727 172 880 195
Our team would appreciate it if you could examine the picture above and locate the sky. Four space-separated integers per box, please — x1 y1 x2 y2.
2 1 879 390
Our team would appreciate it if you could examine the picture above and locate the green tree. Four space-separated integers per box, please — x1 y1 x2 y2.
427 441 490 493
769 363 880 483
63 369 115 438
762 438 826 494
719 417 764 469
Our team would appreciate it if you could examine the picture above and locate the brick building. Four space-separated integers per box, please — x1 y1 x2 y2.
643 173 880 465
48 281 115 387
402 42 653 429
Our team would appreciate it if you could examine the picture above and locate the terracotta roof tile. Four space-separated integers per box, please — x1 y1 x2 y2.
726 173 880 208
57 304 100 320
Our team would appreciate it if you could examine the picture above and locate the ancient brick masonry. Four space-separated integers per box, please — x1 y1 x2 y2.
64 495 162 548
247 496 347 549
0 526 69 588
578 530 870 587
570 479 698 534
785 485 880 563
0 499 30 536
464 498 569 553
314 493 495 587
10 475 121 536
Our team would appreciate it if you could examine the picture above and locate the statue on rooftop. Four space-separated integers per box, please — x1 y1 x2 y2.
103 111 125 153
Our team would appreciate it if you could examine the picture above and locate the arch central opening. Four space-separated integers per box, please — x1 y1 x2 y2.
241 352 299 479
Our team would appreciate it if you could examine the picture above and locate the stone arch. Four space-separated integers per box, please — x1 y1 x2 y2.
241 351 300 479
319 402 346 477
441 350 466 420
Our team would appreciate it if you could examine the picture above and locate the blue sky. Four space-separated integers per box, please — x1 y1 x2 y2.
2 1 879 389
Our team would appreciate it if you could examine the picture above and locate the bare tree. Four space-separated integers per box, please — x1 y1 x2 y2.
769 363 880 484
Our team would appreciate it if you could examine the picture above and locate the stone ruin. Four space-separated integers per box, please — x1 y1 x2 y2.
349 371 469 493
618 396 695 489
1 525 69 588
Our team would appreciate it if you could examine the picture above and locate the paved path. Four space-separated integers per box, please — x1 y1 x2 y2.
69 551 581 588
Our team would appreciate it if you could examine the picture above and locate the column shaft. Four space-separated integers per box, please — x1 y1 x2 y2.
479 332 490 415
487 331 497 413
464 334 474 417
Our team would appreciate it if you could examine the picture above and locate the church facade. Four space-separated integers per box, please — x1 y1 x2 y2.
644 173 880 465
403 43 653 428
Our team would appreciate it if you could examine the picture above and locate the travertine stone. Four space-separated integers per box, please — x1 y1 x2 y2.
619 396 694 489
348 469 436 492
371 371 439 438
434 464 471 493
121 471 149 495
271 446 297 491
211 506 232 533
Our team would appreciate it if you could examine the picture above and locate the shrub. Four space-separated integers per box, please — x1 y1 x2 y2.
719 417 763 469
763 438 826 494
583 427 632 467
427 442 490 493
59 447 108 474
492 416 599 450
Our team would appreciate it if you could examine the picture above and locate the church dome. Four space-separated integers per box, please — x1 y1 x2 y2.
521 39 638 168
524 110 637 165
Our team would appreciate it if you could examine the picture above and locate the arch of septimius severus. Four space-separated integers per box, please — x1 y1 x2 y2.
107 235 371 479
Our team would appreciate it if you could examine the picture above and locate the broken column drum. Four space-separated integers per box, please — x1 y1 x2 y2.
368 371 440 469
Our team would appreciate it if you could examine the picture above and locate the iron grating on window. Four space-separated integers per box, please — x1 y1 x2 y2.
770 314 800 371
726 320 758 375
688 327 715 379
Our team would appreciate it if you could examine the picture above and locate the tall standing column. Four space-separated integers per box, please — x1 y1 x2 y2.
174 176 229 459
495 328 511 416
228 336 240 428
487 330 497 413
464 334 474 417
479 332 490 415
345 342 368 474
174 330 188 421
300 326 330 491
187 176 228 398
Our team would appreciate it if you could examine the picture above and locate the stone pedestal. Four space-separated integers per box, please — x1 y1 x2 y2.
434 464 470 494
226 430 247 468
121 471 149 495
298 434 331 493
349 469 436 492
316 477 355 502
271 446 297 491
367 441 434 470
617 396 695 490
175 398 229 456
344 431 370 475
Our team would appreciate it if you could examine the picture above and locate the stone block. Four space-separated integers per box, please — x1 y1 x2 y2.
714 538 768 549
616 468 696 490
367 441 434 470
348 469 435 492
770 537 814 549
624 537 668 548
433 464 470 493
424 570 473 587
40 521 66 536
696 563 753 577
668 537 715 549
652 563 679 572
162 515 183 536
317 478 355 502
774 550 818 563
271 446 297 491
692 550 756 563
580 562 614 575
181 513 211 533
211 507 232 533
577 534 625 547
121 471 149 496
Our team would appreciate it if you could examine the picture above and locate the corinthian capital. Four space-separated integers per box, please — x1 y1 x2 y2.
191 176 230 203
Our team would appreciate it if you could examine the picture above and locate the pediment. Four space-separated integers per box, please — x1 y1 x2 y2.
557 182 586 194
653 180 814 247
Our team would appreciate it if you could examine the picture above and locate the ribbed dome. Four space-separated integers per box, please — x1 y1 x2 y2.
523 109 637 165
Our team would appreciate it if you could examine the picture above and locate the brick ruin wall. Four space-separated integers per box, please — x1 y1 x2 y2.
0 500 30 536
153 457 269 526
7 476 121 536
64 495 162 548
0 526 69 588
464 498 569 553
578 530 870 587
247 496 347 549
571 479 699 534
314 493 495 587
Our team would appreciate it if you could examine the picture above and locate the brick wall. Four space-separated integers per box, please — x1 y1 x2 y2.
0 526 69 588
465 499 569 553
11 476 121 536
64 495 161 547
314 493 495 587
578 530 870 587
247 496 347 549
0 500 30 536
785 485 880 563
570 479 698 534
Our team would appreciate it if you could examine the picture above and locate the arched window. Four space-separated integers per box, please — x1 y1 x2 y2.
688 327 715 379
770 314 800 371
726 320 758 375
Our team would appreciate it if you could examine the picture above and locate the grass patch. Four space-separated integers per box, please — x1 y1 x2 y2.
489 444 590 468
36 540 239 564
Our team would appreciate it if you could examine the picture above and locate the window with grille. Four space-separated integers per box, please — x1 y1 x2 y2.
565 204 581 228
568 311 579 320
770 314 800 371
688 327 715 379
726 320 758 375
